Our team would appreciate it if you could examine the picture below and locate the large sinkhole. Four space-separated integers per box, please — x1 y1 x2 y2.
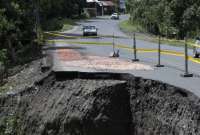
0 72 200 135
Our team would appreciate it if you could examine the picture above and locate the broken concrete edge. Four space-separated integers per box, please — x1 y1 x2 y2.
0 71 199 105
55 71 200 100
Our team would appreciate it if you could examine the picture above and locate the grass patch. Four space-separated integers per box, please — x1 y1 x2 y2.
0 114 20 135
119 20 196 49
195 58 200 62
43 18 76 32
119 20 144 33
60 18 76 32
0 86 8 93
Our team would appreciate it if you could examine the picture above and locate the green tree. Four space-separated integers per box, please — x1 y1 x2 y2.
127 0 200 39
0 0 86 66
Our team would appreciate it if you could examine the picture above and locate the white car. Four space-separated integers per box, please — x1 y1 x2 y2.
83 26 98 36
193 47 200 58
193 39 200 58
111 13 119 20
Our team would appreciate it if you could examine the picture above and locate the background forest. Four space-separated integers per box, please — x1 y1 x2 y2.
126 0 200 39
0 0 85 67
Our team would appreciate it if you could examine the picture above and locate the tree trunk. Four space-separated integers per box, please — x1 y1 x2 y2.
7 37 17 64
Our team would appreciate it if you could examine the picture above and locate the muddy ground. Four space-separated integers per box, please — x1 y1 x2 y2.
0 71 200 135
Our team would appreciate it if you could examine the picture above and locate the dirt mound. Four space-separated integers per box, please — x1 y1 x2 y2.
0 72 200 135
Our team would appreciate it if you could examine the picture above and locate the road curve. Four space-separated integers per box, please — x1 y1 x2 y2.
49 15 200 97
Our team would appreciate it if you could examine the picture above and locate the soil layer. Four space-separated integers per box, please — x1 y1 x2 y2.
0 72 200 135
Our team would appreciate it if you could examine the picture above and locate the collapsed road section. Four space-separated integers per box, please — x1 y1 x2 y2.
0 72 200 135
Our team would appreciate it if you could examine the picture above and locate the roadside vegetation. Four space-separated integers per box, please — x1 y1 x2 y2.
0 0 85 82
43 18 76 32
119 20 145 33
126 0 200 39
119 20 196 48
125 0 200 47
119 20 200 65
60 19 76 32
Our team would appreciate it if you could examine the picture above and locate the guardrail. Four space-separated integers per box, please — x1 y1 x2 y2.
45 32 200 77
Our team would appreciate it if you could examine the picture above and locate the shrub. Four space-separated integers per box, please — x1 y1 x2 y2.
42 18 63 31
0 49 8 65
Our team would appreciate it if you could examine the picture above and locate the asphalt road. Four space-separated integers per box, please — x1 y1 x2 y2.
48 15 200 97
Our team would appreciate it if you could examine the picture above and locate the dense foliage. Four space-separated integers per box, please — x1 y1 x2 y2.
126 0 200 39
40 0 85 30
0 0 36 65
0 0 85 66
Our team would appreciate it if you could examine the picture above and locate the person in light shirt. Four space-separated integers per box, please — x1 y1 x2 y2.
193 37 200 58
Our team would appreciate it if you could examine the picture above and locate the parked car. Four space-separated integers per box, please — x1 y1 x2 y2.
193 37 200 58
111 13 119 20
193 48 200 58
83 26 98 36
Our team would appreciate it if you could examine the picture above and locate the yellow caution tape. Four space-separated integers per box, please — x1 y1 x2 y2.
47 39 112 46
45 31 200 49
46 39 200 64
156 37 200 48
44 32 128 39
44 32 76 39
45 30 200 66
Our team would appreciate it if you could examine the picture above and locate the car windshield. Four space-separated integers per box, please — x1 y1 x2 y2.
84 26 96 29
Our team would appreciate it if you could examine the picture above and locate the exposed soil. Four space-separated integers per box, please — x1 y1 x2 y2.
57 49 83 61
0 72 200 135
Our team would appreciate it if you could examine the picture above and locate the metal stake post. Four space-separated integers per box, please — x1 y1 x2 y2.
156 35 164 67
132 33 139 62
112 33 115 52
181 37 193 77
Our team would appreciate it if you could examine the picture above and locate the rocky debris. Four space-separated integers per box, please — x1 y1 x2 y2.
0 73 131 135
128 78 200 135
0 72 200 135
0 58 50 95
41 55 53 73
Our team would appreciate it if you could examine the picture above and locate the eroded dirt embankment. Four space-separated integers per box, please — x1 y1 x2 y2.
0 72 200 135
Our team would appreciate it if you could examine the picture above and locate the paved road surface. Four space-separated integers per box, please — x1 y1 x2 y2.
48 15 200 97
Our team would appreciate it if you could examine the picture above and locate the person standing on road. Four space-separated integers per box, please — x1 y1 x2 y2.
193 37 200 58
